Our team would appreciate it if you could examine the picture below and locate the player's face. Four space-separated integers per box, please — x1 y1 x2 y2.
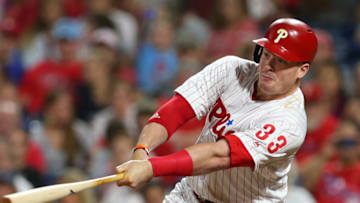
257 48 309 100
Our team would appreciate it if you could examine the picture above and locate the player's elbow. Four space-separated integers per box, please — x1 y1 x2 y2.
201 148 230 173
214 139 231 157
210 140 231 169
212 156 231 171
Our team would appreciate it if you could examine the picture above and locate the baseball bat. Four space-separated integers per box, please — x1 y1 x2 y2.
2 173 124 203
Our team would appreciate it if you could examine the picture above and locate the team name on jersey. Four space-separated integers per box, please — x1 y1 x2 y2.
208 98 235 140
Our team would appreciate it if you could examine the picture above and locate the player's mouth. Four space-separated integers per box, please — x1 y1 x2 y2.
260 73 274 81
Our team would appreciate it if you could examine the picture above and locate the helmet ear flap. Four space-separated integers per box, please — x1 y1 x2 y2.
253 45 263 63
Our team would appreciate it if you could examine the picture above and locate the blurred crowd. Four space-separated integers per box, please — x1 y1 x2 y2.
0 0 360 202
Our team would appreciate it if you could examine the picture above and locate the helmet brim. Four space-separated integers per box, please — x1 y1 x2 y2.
253 38 306 62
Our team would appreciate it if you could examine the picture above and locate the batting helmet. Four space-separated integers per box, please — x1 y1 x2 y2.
253 18 318 63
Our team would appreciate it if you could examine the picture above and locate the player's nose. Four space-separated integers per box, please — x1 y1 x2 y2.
262 56 276 72
262 62 274 72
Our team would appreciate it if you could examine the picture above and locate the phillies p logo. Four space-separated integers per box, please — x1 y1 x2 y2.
274 28 288 43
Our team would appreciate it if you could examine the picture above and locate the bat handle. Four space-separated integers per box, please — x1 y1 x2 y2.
92 173 125 186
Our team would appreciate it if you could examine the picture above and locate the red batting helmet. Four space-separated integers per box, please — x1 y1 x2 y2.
253 18 318 63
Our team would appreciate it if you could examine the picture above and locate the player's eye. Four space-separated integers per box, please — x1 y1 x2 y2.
263 52 270 58
277 58 287 64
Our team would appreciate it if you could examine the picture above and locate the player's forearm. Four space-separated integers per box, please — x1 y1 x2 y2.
136 122 169 151
149 139 231 177
186 140 230 175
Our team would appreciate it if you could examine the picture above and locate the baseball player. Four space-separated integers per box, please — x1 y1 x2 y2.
116 18 318 203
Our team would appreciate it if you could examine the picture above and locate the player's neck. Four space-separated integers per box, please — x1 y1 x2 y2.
255 81 300 101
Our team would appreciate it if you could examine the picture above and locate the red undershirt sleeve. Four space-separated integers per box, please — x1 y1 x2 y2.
223 134 255 169
147 93 196 140
149 150 193 176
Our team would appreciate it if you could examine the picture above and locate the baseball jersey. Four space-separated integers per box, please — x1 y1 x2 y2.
173 55 307 202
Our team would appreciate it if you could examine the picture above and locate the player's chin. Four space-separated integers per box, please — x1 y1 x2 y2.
259 80 276 90
262 83 281 95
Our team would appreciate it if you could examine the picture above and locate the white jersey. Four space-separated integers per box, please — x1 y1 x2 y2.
168 56 307 203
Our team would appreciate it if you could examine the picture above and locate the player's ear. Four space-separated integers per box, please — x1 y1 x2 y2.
297 63 310 79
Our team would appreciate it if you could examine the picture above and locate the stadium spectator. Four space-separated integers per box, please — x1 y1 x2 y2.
19 18 84 115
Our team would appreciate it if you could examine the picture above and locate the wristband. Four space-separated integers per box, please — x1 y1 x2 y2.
149 150 193 176
133 144 150 156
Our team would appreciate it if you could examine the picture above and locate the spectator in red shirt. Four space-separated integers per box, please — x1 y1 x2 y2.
301 119 360 203
19 18 84 115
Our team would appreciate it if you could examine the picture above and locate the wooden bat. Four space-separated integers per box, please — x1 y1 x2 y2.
2 173 124 203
